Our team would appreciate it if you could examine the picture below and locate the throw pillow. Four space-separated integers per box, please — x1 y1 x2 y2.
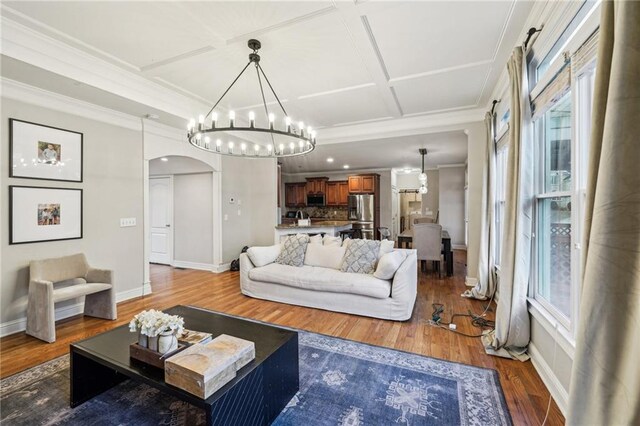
247 244 281 267
323 235 342 247
309 234 323 245
379 239 394 259
374 250 407 280
275 234 309 267
304 244 346 270
340 239 381 274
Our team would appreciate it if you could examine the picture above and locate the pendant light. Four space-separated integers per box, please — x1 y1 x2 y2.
418 148 428 194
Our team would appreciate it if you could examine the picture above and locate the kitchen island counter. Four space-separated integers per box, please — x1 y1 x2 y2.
274 220 352 243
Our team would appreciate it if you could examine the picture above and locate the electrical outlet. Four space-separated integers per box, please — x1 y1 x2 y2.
120 217 136 227
237 209 241 216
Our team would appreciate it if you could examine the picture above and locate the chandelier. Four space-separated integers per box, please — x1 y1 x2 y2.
186 39 316 158
418 148 428 194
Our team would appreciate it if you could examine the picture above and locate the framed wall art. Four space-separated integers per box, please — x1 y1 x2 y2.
9 118 83 182
9 186 83 245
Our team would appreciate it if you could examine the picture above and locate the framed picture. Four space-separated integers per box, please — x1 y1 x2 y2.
9 186 83 245
9 118 83 182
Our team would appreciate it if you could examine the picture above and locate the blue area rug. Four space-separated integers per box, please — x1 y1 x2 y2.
0 331 511 425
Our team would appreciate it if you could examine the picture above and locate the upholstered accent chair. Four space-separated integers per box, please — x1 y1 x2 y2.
413 223 444 278
26 253 116 343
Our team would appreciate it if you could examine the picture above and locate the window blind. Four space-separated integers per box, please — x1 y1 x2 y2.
531 62 571 119
572 29 599 75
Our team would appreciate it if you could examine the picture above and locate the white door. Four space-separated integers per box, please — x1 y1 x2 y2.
150 176 173 265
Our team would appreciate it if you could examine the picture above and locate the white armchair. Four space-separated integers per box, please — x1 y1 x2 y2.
26 253 116 343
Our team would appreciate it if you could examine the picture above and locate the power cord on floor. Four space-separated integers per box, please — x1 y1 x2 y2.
427 303 495 338
541 323 559 426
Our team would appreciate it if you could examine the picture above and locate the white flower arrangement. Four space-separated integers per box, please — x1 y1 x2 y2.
129 309 185 337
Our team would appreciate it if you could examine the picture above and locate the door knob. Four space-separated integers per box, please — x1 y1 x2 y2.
166 224 171 227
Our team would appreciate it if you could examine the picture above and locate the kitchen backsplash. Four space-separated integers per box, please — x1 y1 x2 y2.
285 206 348 219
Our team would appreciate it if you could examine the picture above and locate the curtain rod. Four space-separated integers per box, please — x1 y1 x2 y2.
490 99 500 116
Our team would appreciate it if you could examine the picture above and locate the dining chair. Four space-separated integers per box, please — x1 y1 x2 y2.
414 216 435 224
413 223 444 278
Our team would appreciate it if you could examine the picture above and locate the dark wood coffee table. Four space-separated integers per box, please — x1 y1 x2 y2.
70 305 299 425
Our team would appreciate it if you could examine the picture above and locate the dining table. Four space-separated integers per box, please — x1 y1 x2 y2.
397 228 453 277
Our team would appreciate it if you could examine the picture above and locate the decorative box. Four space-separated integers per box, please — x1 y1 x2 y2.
164 334 255 399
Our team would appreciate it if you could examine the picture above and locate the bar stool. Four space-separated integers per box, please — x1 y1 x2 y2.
339 229 362 241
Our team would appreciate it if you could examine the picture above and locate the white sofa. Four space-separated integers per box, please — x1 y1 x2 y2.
240 248 417 321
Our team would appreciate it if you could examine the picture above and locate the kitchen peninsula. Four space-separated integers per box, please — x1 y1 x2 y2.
274 220 353 243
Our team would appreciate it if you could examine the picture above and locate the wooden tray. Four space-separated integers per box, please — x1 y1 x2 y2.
130 342 186 369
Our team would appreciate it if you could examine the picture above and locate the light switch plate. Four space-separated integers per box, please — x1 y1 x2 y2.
120 217 136 227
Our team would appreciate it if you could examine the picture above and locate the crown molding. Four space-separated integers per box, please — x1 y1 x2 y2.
0 15 207 120
318 107 484 145
1 77 142 131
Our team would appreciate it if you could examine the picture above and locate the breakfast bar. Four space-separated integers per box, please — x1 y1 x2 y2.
274 220 353 243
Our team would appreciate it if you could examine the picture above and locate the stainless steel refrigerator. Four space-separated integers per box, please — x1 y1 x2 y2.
347 194 375 240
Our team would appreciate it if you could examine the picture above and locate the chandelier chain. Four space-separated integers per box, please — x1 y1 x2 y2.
204 61 252 119
255 64 277 148
257 63 288 117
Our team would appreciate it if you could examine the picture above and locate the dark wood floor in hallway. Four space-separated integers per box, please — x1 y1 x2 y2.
0 250 564 425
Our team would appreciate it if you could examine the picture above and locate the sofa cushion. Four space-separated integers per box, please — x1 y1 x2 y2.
379 239 394 258
374 250 408 280
53 282 112 302
323 235 342 247
309 234 323 245
340 239 381 274
275 234 309 267
304 244 346 270
249 263 391 299
247 244 281 267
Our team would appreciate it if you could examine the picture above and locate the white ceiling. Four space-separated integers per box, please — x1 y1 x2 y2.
1 1 534 171
280 130 467 173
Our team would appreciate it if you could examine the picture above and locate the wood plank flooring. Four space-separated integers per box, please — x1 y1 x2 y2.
0 251 564 425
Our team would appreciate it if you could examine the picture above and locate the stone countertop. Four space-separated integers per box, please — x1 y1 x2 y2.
275 220 353 229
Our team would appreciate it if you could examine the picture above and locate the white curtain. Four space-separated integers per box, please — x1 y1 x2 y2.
482 46 534 360
465 112 496 300
567 1 640 424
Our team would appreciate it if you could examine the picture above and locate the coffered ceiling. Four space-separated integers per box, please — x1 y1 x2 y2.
1 1 534 167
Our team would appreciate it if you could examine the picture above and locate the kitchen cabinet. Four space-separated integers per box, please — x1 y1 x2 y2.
306 177 328 195
348 174 378 194
285 183 306 207
326 181 349 206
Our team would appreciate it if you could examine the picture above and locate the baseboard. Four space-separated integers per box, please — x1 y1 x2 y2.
0 282 153 338
452 244 467 250
465 276 478 287
212 262 231 273
172 260 215 271
528 342 569 416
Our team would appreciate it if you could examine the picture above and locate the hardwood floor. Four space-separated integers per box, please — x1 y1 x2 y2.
0 250 564 425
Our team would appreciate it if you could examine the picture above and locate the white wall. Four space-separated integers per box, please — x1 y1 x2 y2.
1 97 145 334
438 166 466 247
221 156 277 262
173 173 213 265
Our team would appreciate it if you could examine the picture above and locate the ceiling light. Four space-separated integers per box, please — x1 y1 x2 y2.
187 39 316 158
418 149 428 194
343 164 349 169
326 157 334 163
160 157 168 162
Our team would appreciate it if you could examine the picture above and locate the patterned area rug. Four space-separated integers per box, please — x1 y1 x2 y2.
0 331 511 425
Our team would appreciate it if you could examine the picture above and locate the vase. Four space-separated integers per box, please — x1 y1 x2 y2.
148 335 159 352
138 332 148 348
158 331 178 354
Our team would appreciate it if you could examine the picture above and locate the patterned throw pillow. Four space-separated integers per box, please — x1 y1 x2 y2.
340 239 381 274
275 234 310 267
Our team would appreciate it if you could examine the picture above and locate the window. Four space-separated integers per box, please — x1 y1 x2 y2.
494 139 508 266
534 93 573 320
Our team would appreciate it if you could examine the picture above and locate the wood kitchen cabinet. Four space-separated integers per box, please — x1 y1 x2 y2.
305 177 328 195
285 183 307 207
348 174 378 194
326 181 349 206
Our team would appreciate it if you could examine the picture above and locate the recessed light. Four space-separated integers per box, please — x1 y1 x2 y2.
326 157 334 163
160 157 169 162
343 164 350 169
